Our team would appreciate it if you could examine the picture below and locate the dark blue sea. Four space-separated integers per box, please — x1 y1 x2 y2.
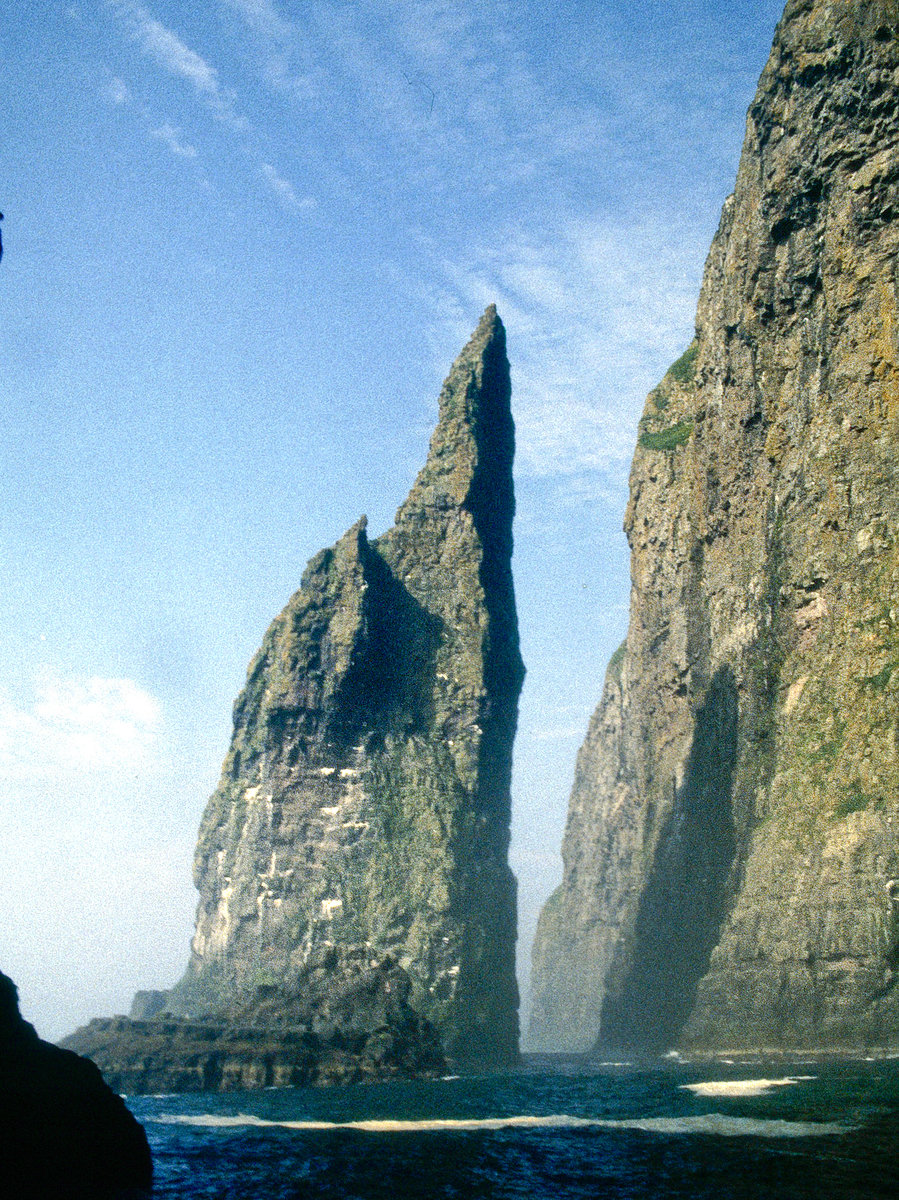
130 1054 899 1198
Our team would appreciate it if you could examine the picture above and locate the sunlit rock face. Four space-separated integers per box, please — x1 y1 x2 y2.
168 307 524 1068
531 0 899 1054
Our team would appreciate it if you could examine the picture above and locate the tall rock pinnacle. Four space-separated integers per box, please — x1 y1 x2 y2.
531 0 899 1053
169 307 523 1067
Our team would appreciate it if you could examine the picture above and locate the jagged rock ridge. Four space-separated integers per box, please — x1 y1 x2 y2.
531 0 899 1053
164 306 523 1068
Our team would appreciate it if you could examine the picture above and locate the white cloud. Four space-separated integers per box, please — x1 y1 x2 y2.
108 0 247 129
0 676 162 781
152 121 198 158
110 0 217 91
104 76 130 105
260 163 315 211
422 210 707 494
221 0 293 42
106 0 323 209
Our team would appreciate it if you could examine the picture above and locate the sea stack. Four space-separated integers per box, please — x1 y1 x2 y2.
166 306 523 1068
531 0 899 1054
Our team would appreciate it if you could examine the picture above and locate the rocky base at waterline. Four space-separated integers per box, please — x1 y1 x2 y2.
0 970 152 1198
62 949 446 1093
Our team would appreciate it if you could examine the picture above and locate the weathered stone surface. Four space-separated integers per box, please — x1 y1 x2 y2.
531 0 899 1054
161 306 523 1069
0 970 152 1198
62 950 445 1092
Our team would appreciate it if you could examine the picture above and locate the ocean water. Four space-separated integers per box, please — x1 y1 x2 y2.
130 1054 899 1199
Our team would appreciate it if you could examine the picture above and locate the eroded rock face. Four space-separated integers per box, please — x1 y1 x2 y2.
531 0 899 1054
0 971 152 1198
167 306 523 1068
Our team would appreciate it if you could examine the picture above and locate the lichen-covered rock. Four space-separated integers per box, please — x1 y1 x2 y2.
165 306 523 1068
0 971 152 1198
531 0 899 1054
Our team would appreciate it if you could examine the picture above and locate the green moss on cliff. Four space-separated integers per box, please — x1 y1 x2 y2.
638 421 694 451
862 661 897 692
834 784 873 820
636 343 699 452
667 341 699 385
607 640 627 684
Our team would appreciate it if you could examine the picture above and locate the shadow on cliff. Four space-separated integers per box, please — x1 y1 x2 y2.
271 543 446 757
356 548 446 742
596 665 740 1053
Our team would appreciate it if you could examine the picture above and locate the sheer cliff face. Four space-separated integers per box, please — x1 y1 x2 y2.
531 0 899 1053
170 308 523 1068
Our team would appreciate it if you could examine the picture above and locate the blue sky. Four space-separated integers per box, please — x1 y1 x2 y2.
0 0 784 1040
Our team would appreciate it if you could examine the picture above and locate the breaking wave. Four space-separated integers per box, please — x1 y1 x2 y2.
682 1077 816 1098
152 1111 849 1138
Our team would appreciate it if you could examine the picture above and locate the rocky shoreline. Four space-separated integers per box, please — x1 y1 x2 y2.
62 948 446 1093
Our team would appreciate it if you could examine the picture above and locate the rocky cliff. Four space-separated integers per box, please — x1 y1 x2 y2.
164 306 523 1068
531 0 899 1054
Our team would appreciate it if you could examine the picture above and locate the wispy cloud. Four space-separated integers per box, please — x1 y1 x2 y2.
104 75 130 105
421 210 706 495
110 0 218 90
221 0 293 42
104 0 325 209
107 0 247 129
209 0 603 189
101 0 728 499
152 121 198 158
0 676 162 781
202 0 714 500
260 163 315 211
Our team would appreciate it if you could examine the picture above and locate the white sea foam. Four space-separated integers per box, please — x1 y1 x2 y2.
152 1111 849 1138
682 1077 816 1098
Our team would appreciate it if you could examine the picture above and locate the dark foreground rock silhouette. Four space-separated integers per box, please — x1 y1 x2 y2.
0 970 152 1199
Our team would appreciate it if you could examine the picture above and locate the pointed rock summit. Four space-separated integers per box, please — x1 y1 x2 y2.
531 0 899 1053
162 306 523 1068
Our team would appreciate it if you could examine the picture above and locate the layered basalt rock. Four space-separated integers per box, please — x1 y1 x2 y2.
158 306 523 1070
63 950 445 1092
531 0 899 1053
0 971 152 1198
